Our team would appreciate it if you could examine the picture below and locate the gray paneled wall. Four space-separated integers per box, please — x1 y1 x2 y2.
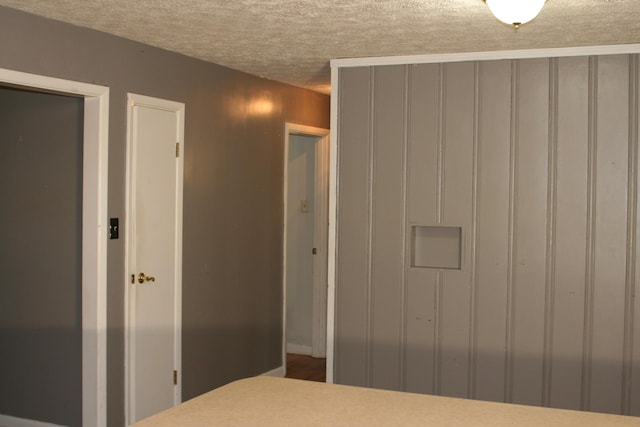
335 54 640 416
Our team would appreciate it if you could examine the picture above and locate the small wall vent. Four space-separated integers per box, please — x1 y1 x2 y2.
411 226 462 270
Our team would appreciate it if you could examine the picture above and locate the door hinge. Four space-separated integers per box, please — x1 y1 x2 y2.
175 142 180 158
312 247 317 255
173 370 178 385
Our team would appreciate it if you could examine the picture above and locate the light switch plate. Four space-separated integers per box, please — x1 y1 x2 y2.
109 218 119 239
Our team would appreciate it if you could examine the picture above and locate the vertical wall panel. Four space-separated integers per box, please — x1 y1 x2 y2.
634 213 640 417
474 60 511 402
511 58 550 406
408 64 441 225
550 56 589 410
632 54 640 417
439 62 475 398
405 270 437 393
634 260 640 417
467 61 481 399
370 65 407 390
542 58 559 408
589 55 630 413
405 63 441 394
335 67 373 386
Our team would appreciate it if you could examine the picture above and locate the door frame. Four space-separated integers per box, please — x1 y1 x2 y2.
282 123 330 371
124 93 185 425
0 68 109 426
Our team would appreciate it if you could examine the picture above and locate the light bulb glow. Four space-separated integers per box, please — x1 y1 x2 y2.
485 0 546 27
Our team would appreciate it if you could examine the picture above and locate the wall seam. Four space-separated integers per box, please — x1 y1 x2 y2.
542 58 559 407
505 59 520 403
467 61 481 400
399 65 410 391
581 56 598 412
437 64 445 226
366 67 376 388
434 63 446 395
622 53 639 415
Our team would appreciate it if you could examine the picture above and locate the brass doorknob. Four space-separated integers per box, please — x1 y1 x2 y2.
138 272 156 284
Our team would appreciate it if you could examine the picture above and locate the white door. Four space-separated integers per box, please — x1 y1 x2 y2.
125 94 184 424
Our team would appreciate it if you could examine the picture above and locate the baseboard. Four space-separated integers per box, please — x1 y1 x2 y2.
0 414 66 427
260 366 285 377
286 343 312 355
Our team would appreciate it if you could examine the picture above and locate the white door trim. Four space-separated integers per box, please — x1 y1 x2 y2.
311 128 330 358
327 69 339 384
0 68 109 427
330 43 640 69
283 123 330 371
124 93 184 425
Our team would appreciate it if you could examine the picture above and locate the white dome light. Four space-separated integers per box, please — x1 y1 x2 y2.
485 0 546 28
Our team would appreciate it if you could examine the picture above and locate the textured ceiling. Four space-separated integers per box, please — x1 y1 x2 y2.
1 0 640 93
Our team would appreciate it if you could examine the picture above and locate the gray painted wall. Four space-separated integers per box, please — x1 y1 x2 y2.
0 6 329 426
335 55 640 416
0 87 84 427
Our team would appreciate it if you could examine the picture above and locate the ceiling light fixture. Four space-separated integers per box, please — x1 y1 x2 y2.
484 0 546 29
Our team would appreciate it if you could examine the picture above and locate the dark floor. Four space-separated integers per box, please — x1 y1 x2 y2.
285 353 326 382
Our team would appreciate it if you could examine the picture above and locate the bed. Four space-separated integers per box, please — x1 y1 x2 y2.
131 376 639 426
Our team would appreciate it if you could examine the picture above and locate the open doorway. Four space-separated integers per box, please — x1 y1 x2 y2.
0 85 84 427
0 68 108 427
283 123 329 381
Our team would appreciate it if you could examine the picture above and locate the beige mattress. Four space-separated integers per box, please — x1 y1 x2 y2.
132 376 639 426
